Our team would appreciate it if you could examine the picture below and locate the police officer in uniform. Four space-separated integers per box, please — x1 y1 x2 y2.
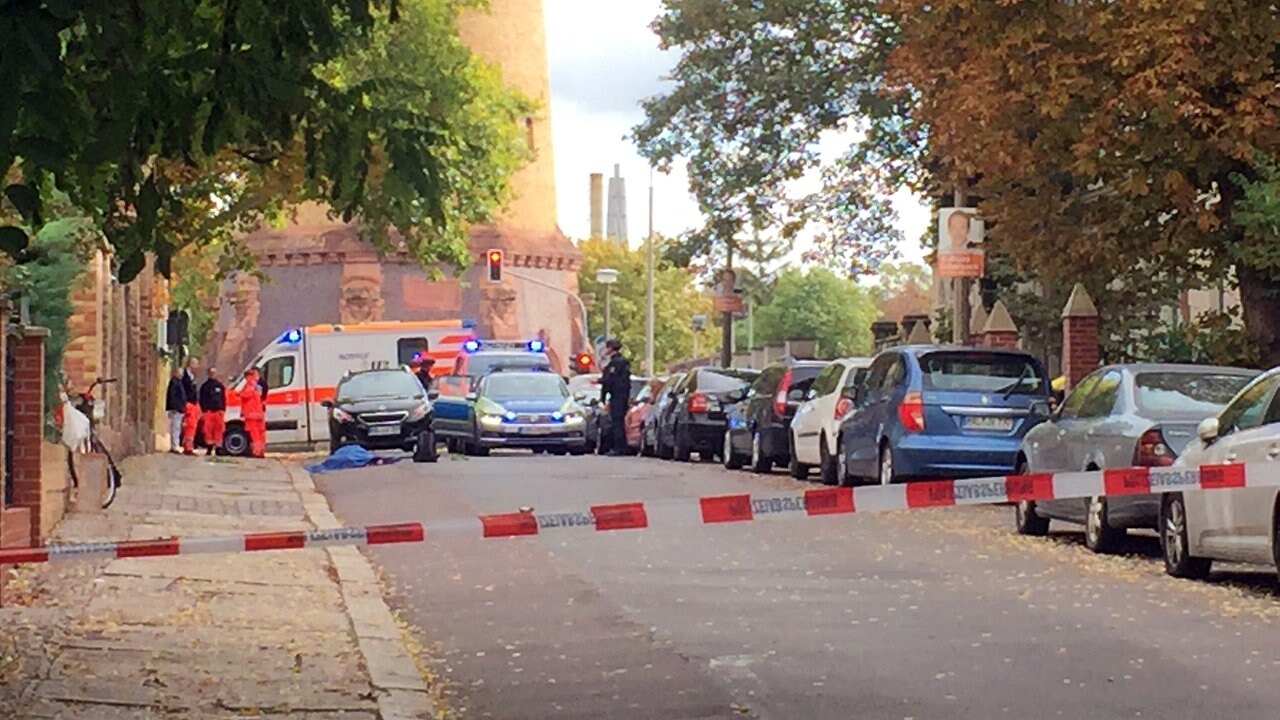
599 338 631 456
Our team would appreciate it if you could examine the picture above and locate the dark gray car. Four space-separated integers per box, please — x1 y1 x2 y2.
1013 363 1258 552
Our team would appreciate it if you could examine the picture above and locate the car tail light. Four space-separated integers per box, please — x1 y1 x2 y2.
688 391 709 414
774 368 794 416
1134 427 1175 467
897 392 926 432
834 397 853 419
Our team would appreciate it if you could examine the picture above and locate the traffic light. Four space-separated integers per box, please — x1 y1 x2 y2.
573 352 593 373
486 249 503 283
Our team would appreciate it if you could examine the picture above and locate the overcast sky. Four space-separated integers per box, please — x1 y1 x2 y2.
543 0 929 266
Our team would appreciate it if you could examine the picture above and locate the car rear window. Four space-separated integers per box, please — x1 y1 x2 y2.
695 369 758 392
1135 372 1256 415
919 353 1047 395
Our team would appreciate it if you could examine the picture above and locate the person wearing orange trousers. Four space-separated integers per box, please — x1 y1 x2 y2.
180 358 202 455
198 367 227 456
239 368 268 458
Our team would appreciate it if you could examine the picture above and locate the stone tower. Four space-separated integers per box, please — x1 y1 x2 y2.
205 0 583 375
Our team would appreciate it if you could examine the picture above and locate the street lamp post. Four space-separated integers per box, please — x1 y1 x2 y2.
596 267 619 341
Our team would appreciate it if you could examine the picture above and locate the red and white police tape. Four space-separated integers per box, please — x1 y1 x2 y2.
0 461 1272 566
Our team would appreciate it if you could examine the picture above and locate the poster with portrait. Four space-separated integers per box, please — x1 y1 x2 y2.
937 208 985 278
713 267 743 313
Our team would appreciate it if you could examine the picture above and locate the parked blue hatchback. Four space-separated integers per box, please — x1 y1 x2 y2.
835 346 1052 485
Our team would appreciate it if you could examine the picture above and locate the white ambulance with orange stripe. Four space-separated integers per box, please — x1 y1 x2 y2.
221 320 474 455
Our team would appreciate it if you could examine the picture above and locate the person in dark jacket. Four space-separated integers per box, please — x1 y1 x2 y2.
599 338 632 455
198 367 227 456
165 366 186 453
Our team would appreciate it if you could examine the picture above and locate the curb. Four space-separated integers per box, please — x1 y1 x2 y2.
283 462 439 720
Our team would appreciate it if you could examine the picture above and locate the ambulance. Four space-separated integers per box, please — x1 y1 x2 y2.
221 320 474 455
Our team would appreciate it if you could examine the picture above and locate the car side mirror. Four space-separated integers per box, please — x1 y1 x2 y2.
428 390 440 401
321 400 333 409
1197 417 1221 444
1029 400 1051 420
465 392 478 402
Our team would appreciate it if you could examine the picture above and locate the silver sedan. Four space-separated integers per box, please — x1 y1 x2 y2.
1013 363 1258 552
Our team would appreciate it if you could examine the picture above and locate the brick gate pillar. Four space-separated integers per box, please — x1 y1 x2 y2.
10 327 47 543
981 300 1019 349
1062 284 1100 391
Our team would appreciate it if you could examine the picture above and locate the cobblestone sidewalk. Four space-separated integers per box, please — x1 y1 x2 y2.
0 453 436 719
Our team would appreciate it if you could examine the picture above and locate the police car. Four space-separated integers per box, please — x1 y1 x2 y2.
433 368 587 456
432 340 554 453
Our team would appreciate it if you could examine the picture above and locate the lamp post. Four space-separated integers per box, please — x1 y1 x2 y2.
596 267 619 341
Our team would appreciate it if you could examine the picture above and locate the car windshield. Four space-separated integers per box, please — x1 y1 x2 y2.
920 353 1047 395
336 372 423 402
629 378 651 399
483 373 568 399
469 354 550 376
695 369 758 392
1135 372 1257 416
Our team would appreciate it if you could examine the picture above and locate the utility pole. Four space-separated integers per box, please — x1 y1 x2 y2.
953 187 971 346
721 239 735 368
645 169 655 376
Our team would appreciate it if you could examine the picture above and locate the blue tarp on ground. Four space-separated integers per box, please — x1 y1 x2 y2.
305 444 404 474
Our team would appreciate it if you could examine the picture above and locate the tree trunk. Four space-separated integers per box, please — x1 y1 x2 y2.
1236 263 1280 368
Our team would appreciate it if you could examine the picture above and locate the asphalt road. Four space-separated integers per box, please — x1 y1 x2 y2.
315 452 1280 720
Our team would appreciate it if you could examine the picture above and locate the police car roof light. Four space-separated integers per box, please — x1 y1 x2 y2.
528 339 546 353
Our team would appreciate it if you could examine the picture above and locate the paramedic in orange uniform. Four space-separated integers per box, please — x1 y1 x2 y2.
240 367 268 458
180 358 202 455
198 367 227 456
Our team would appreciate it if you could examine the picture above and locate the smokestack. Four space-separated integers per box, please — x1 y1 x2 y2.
589 173 604 238
607 164 628 245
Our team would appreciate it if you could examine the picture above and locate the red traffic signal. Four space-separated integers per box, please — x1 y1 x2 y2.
486 249 503 283
573 352 593 373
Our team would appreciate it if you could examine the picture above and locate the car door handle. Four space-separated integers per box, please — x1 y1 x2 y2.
1226 452 1238 462
1269 445 1280 460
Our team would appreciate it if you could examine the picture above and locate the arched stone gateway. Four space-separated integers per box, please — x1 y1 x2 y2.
205 0 583 374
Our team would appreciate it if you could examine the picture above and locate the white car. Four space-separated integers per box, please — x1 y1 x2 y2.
788 357 872 484
1162 367 1280 581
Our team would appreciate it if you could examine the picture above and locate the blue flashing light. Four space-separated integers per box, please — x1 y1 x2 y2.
551 411 564 422
528 339 546 353
461 317 477 329
503 411 518 422
279 328 303 344
463 339 482 353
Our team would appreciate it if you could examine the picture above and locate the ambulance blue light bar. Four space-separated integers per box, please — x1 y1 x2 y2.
528 339 546 353
279 328 303 344
463 339 482 353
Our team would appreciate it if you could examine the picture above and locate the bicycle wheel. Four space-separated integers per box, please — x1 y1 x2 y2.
91 437 122 509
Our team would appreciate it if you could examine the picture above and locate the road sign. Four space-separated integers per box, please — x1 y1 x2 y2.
937 208 985 278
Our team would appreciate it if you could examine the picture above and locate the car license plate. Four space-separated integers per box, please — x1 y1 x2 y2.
963 416 1013 432
520 425 553 435
368 425 400 437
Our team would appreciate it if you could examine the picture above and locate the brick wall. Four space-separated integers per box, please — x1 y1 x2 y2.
0 506 32 605
10 330 46 542
1061 284 1100 391
983 330 1019 349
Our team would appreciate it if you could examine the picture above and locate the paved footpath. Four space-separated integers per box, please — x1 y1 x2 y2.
0 453 437 720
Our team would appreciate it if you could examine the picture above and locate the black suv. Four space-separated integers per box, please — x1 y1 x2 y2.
732 358 828 473
657 367 759 461
324 369 438 462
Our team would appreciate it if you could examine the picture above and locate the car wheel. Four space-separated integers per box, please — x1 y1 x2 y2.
877 443 895 485
818 435 839 486
657 428 674 460
788 433 809 480
224 426 250 457
413 430 438 463
1012 459 1050 536
551 446 568 456
639 430 651 457
836 437 853 486
750 432 772 474
723 430 745 470
1162 493 1211 579
1083 495 1122 553
569 444 587 456
673 425 693 462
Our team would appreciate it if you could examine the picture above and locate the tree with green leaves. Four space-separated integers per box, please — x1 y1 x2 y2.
753 268 878 358
576 238 717 372
1 0 530 282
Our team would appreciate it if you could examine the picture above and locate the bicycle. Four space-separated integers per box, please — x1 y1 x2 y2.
58 377 124 509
